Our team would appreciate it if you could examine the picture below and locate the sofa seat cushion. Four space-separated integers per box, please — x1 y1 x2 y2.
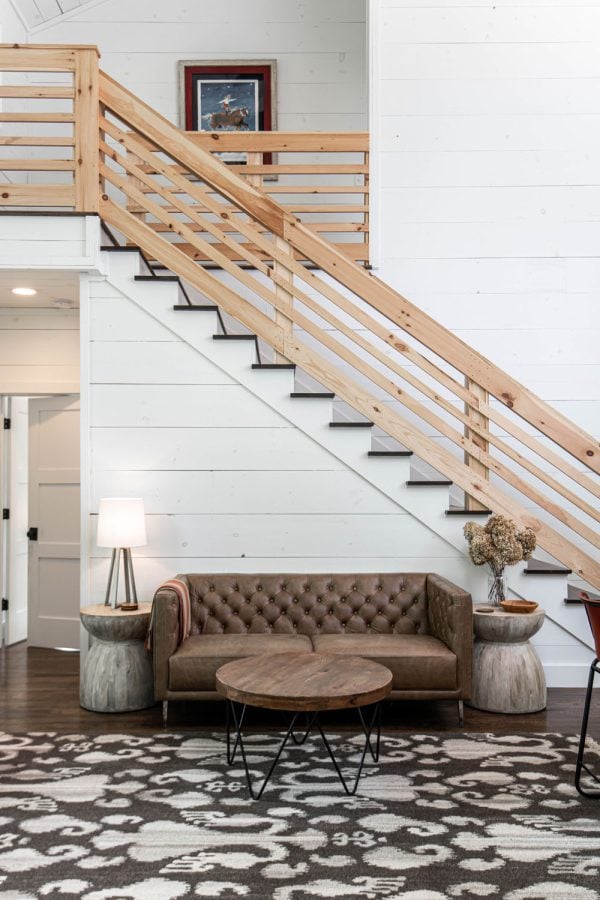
312 634 457 691
169 633 313 692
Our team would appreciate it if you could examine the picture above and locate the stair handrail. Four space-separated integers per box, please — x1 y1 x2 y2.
98 70 599 476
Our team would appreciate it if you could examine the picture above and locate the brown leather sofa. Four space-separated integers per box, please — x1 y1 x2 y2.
152 572 473 726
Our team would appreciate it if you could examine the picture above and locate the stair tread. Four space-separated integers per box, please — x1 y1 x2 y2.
173 304 215 311
565 587 600 604
134 274 179 282
445 508 492 516
525 559 572 575
406 479 452 486
290 392 335 399
101 245 140 252
368 450 413 457
329 421 374 428
213 333 256 340
252 363 296 370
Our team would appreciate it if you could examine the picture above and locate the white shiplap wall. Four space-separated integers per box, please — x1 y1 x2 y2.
86 271 472 601
38 0 367 130
0 308 79 393
371 0 600 442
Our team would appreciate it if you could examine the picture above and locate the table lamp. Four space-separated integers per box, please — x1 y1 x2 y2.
97 497 147 610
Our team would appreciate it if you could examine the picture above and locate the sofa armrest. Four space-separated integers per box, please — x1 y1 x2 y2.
426 574 473 700
152 584 184 700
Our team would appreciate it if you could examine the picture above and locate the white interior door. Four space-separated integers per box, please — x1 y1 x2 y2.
28 395 80 649
7 397 29 645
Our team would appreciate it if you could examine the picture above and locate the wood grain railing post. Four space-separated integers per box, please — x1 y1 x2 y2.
363 149 370 264
245 151 263 188
125 148 147 233
465 378 490 511
274 235 294 362
74 47 99 212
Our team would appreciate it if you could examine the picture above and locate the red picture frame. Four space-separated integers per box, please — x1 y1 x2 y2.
178 60 277 165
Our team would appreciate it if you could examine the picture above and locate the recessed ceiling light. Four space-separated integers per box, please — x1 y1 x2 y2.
52 298 73 309
12 287 37 296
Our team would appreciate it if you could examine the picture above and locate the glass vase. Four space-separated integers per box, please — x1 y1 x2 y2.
487 572 506 606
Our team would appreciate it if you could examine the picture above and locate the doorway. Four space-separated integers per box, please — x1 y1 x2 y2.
0 394 80 649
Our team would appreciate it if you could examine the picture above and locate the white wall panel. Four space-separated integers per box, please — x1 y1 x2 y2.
90 513 461 559
90 470 400 515
40 0 367 130
91 426 344 471
91 384 286 428
91 341 235 385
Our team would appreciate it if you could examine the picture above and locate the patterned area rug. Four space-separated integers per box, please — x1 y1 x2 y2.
0 731 599 899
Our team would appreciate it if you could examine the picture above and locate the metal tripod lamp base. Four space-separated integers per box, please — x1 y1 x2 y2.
104 547 139 610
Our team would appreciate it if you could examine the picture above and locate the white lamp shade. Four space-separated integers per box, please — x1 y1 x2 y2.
97 497 147 548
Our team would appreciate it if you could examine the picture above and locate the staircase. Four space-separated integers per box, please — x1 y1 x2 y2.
0 45 599 621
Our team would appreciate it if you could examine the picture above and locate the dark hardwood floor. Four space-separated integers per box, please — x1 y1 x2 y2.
1 642 595 736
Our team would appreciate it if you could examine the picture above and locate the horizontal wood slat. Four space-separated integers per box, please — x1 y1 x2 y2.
0 183 75 206
0 158 75 171
0 86 75 98
0 136 74 146
0 112 74 122
0 47 78 71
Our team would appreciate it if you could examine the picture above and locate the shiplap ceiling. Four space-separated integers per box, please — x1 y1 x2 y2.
0 269 79 307
12 0 104 29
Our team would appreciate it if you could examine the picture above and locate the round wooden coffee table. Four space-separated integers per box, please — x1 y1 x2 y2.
216 653 392 799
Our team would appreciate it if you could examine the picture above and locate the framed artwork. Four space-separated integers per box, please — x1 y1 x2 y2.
178 59 277 165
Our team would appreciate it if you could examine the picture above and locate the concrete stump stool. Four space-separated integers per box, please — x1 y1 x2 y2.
470 607 546 714
80 603 154 713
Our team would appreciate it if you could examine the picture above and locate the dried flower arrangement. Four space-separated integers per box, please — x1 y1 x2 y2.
464 514 537 604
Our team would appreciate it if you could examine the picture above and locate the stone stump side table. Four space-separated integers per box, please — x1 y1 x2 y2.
469 607 546 714
80 603 154 713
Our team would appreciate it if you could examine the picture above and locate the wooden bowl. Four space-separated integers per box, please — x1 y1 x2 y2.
500 599 539 614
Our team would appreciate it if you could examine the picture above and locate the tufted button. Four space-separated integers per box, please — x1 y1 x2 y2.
379 586 383 591
328 584 334 591
401 611 406 617
234 611 238 616
352 584 357 591
318 597 322 603
282 584 287 591
294 598 298 604
415 623 420 631
293 623 297 628
257 586 262 591
318 623 322 628
329 609 333 615
413 597 419 604
209 585 214 591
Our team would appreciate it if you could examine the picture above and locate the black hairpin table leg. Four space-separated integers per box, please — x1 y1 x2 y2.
316 702 382 796
226 699 302 800
225 699 383 799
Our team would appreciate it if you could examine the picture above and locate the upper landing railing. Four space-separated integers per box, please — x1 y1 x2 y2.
0 45 368 262
0 44 599 591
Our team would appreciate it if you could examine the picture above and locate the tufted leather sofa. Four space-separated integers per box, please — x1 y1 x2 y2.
153 573 473 720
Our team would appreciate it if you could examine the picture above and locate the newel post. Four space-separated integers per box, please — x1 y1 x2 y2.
74 47 100 213
465 378 490 511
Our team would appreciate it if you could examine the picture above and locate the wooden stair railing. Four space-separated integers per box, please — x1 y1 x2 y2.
130 130 370 263
0 45 598 590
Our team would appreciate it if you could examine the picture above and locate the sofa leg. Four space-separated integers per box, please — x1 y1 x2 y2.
457 700 464 729
162 700 168 729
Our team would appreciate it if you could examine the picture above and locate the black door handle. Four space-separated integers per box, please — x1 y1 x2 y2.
27 527 38 541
